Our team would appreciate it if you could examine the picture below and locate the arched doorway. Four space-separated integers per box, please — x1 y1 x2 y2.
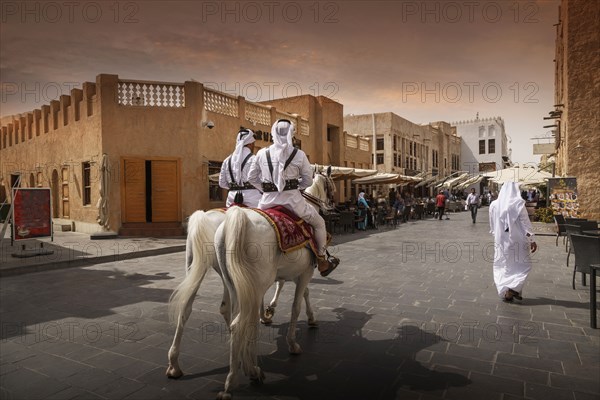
51 169 59 218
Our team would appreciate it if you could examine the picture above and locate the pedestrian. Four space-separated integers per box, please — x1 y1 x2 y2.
219 129 262 207
489 182 538 303
248 119 339 276
435 190 446 220
466 188 480 223
356 192 369 231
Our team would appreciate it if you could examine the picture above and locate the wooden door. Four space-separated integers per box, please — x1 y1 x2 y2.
123 159 146 222
151 160 178 222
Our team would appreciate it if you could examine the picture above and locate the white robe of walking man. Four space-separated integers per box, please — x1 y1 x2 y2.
489 181 538 301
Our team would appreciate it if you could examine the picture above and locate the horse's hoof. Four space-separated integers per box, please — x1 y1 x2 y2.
260 318 272 325
217 391 232 400
289 343 302 354
265 306 275 319
166 366 183 379
308 319 318 328
250 369 266 384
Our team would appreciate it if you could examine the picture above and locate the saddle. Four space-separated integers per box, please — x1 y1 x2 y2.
254 205 329 256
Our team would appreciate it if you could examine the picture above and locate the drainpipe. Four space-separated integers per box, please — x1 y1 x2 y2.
372 113 376 169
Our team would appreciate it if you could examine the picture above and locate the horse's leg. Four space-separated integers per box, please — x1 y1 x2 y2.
166 268 207 379
287 270 313 354
220 282 232 328
261 279 284 325
303 286 318 327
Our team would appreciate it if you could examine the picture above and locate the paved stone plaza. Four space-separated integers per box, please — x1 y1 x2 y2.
1 208 599 400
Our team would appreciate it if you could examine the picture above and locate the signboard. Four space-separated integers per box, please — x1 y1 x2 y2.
547 177 579 218
12 188 52 241
533 143 555 155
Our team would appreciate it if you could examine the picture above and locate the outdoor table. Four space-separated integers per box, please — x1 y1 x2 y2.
590 264 600 329
582 230 600 237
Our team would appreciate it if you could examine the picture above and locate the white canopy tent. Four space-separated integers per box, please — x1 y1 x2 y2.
312 164 378 180
481 165 552 185
352 173 422 185
455 175 484 190
439 173 470 189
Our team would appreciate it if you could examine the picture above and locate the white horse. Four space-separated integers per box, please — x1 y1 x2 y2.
166 170 335 381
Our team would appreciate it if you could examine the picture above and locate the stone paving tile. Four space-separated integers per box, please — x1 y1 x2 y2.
430 352 494 374
1 367 70 399
496 352 564 373
549 373 600 395
574 391 600 400
45 386 95 400
525 382 578 400
492 363 550 385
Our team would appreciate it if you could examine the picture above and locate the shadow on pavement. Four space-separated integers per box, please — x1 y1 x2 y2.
0 268 174 340
184 308 471 399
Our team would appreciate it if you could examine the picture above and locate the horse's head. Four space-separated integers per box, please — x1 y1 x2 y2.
304 166 336 212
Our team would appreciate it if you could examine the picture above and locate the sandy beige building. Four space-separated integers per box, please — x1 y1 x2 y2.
553 0 600 220
344 112 461 196
0 74 371 235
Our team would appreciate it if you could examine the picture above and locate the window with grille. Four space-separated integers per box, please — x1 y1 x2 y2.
376 154 384 164
488 139 496 154
479 140 486 154
376 138 384 151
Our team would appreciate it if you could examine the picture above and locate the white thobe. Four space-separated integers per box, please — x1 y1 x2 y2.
248 147 327 255
489 202 535 297
219 148 262 208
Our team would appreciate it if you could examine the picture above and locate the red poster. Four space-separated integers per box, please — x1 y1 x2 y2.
12 188 52 241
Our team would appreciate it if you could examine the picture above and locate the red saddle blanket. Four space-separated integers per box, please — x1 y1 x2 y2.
254 206 321 255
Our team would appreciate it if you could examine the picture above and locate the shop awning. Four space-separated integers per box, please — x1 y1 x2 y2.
440 173 470 189
352 173 423 185
313 164 378 180
481 166 552 185
414 175 439 188
455 175 484 190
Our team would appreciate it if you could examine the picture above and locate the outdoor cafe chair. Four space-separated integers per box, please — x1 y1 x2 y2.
564 218 588 251
338 211 355 233
566 221 599 267
553 214 568 246
569 234 600 328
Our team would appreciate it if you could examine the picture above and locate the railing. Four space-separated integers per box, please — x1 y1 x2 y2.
118 80 185 107
203 89 238 117
245 103 270 126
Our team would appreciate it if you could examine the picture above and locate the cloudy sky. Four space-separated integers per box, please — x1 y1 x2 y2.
1 0 560 163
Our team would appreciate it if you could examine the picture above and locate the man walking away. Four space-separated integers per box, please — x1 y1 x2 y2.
435 190 446 220
489 182 538 302
466 188 480 223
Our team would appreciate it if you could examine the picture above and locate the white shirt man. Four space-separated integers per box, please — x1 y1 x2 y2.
247 119 338 277
466 188 480 224
219 129 262 208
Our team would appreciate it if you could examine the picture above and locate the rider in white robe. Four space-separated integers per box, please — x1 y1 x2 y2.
489 181 538 302
219 129 262 208
248 119 338 276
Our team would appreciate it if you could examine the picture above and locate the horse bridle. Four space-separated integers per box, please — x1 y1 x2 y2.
302 173 335 213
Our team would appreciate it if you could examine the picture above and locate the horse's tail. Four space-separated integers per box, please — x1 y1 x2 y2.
223 207 260 377
168 210 212 324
